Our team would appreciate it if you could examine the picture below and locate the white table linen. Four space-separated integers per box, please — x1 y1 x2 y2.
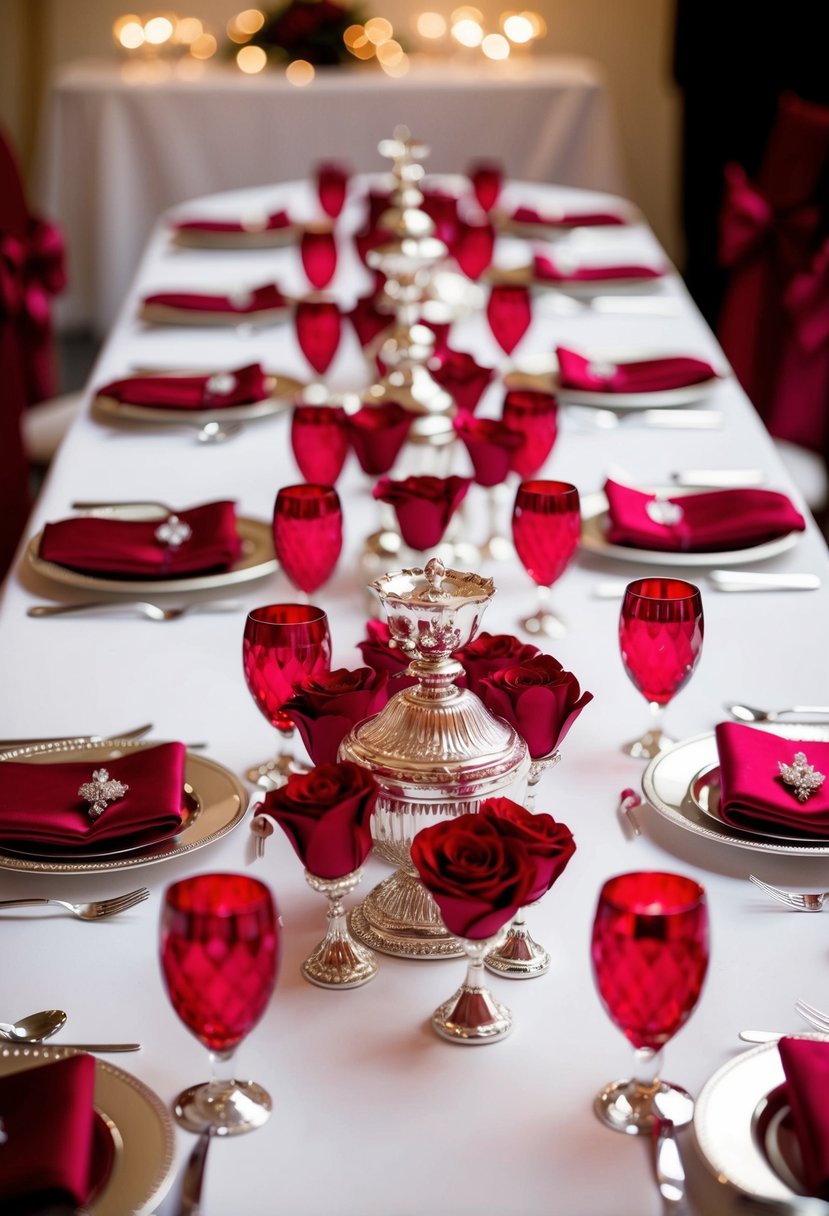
2 177 829 1216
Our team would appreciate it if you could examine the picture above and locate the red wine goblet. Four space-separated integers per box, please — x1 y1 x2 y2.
315 161 349 218
452 217 496 281
591 871 709 1135
290 403 348 485
160 873 280 1135
502 388 559 478
512 479 580 637
294 297 342 382
619 577 704 759
300 224 338 291
486 283 532 360
468 159 503 213
273 483 343 597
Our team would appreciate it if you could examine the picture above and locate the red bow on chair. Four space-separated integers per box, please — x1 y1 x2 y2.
785 238 829 355
0 216 66 403
718 164 820 272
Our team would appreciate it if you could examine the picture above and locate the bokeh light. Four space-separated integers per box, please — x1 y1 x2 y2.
190 31 217 58
286 58 316 85
237 44 268 71
143 15 174 44
482 32 510 57
416 11 447 38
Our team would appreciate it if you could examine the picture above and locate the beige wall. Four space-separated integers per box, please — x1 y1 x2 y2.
0 0 683 261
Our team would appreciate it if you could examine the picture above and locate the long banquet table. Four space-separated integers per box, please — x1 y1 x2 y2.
2 173 829 1216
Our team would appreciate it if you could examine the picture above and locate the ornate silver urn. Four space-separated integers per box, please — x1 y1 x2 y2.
339 558 530 958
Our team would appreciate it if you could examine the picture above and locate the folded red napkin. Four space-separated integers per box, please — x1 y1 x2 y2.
173 210 292 234
604 478 806 552
95 363 270 411
779 1036 829 1196
0 1054 107 1212
512 204 626 228
533 253 663 283
141 284 287 315
39 501 243 577
556 347 717 393
715 722 829 836
0 742 187 850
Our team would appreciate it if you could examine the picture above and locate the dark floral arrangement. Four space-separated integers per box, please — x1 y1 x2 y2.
244 0 365 65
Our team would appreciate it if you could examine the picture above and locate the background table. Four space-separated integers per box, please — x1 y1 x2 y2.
2 175 829 1216
36 56 625 334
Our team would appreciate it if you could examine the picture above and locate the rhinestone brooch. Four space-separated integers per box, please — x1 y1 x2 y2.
78 769 129 819
778 752 826 803
155 514 192 548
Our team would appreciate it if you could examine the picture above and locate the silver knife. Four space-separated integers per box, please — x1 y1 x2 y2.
47 1042 142 1052
710 570 821 592
652 1115 691 1215
178 1128 212 1216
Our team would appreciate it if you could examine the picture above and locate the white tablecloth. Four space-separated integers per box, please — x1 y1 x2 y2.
2 177 829 1216
36 56 625 334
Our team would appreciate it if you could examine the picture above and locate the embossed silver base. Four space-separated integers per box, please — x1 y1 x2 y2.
174 1079 272 1136
621 728 673 760
245 751 310 790
302 869 378 988
484 911 550 979
594 1078 694 1135
432 937 513 1043
349 862 465 959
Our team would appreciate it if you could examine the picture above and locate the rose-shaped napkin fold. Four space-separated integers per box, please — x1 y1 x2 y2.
778 1036 829 1198
454 415 523 487
282 667 389 766
604 478 806 552
0 742 187 849
511 204 627 228
410 812 536 939
357 619 415 678
481 797 576 904
478 654 593 758
556 347 718 393
430 348 495 414
94 363 271 411
345 402 413 475
172 210 292 235
533 253 663 283
141 283 288 317
454 632 540 696
373 475 471 551
0 1054 102 1211
260 761 378 879
39 501 243 577
715 722 829 836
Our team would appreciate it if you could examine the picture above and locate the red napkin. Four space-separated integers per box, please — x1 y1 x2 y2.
0 742 187 849
95 363 270 411
715 722 829 836
779 1036 829 1196
0 1054 102 1211
512 204 626 228
556 347 717 393
39 501 243 577
173 210 292 234
533 253 663 283
141 284 287 315
604 478 805 552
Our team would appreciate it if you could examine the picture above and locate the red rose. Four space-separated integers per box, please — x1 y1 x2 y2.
345 402 413 475
431 348 495 414
454 632 540 696
454 415 523 488
282 667 389 766
480 797 576 904
261 761 378 879
478 654 592 758
410 813 536 940
373 475 471 551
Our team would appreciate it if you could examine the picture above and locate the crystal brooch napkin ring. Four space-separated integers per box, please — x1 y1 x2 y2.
78 769 129 819
778 752 825 802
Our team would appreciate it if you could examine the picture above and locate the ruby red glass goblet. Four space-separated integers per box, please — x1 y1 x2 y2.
468 159 503 214
452 218 496 281
290 404 348 485
316 161 349 218
273 483 343 596
160 873 280 1135
486 283 532 358
512 479 580 637
295 298 342 380
591 871 709 1135
619 577 704 759
502 388 559 477
300 225 338 291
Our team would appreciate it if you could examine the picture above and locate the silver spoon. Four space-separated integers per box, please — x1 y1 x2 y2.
725 702 829 723
0 1009 67 1042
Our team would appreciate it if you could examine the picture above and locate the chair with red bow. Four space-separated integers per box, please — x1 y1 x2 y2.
0 124 67 579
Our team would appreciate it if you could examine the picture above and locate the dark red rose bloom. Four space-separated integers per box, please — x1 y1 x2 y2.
282 667 389 766
261 761 378 879
373 475 470 551
454 632 540 696
478 654 592 759
454 414 523 487
345 402 413 475
410 812 536 939
431 348 495 415
480 797 576 904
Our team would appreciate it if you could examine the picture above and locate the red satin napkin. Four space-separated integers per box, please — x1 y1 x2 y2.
141 284 287 315
604 478 806 552
173 210 291 234
95 363 270 411
512 204 626 228
779 1036 829 1197
556 347 717 393
533 253 663 283
0 1054 101 1211
0 742 187 849
715 722 829 836
39 501 242 577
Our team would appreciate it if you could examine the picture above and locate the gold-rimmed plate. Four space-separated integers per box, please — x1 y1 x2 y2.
171 222 299 250
92 370 303 426
0 1044 176 1216
26 514 277 595
506 350 722 409
0 740 247 874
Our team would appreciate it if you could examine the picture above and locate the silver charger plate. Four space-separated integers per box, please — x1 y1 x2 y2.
690 763 828 845
509 350 722 409
642 726 829 856
580 488 800 568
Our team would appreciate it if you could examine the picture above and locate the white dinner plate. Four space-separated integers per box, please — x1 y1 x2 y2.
694 1037 826 1204
641 725 829 857
580 489 800 568
0 1045 176 1216
93 370 302 426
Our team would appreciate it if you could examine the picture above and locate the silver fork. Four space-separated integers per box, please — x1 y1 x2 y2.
749 874 827 911
28 601 242 621
0 888 149 921
795 1000 829 1032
